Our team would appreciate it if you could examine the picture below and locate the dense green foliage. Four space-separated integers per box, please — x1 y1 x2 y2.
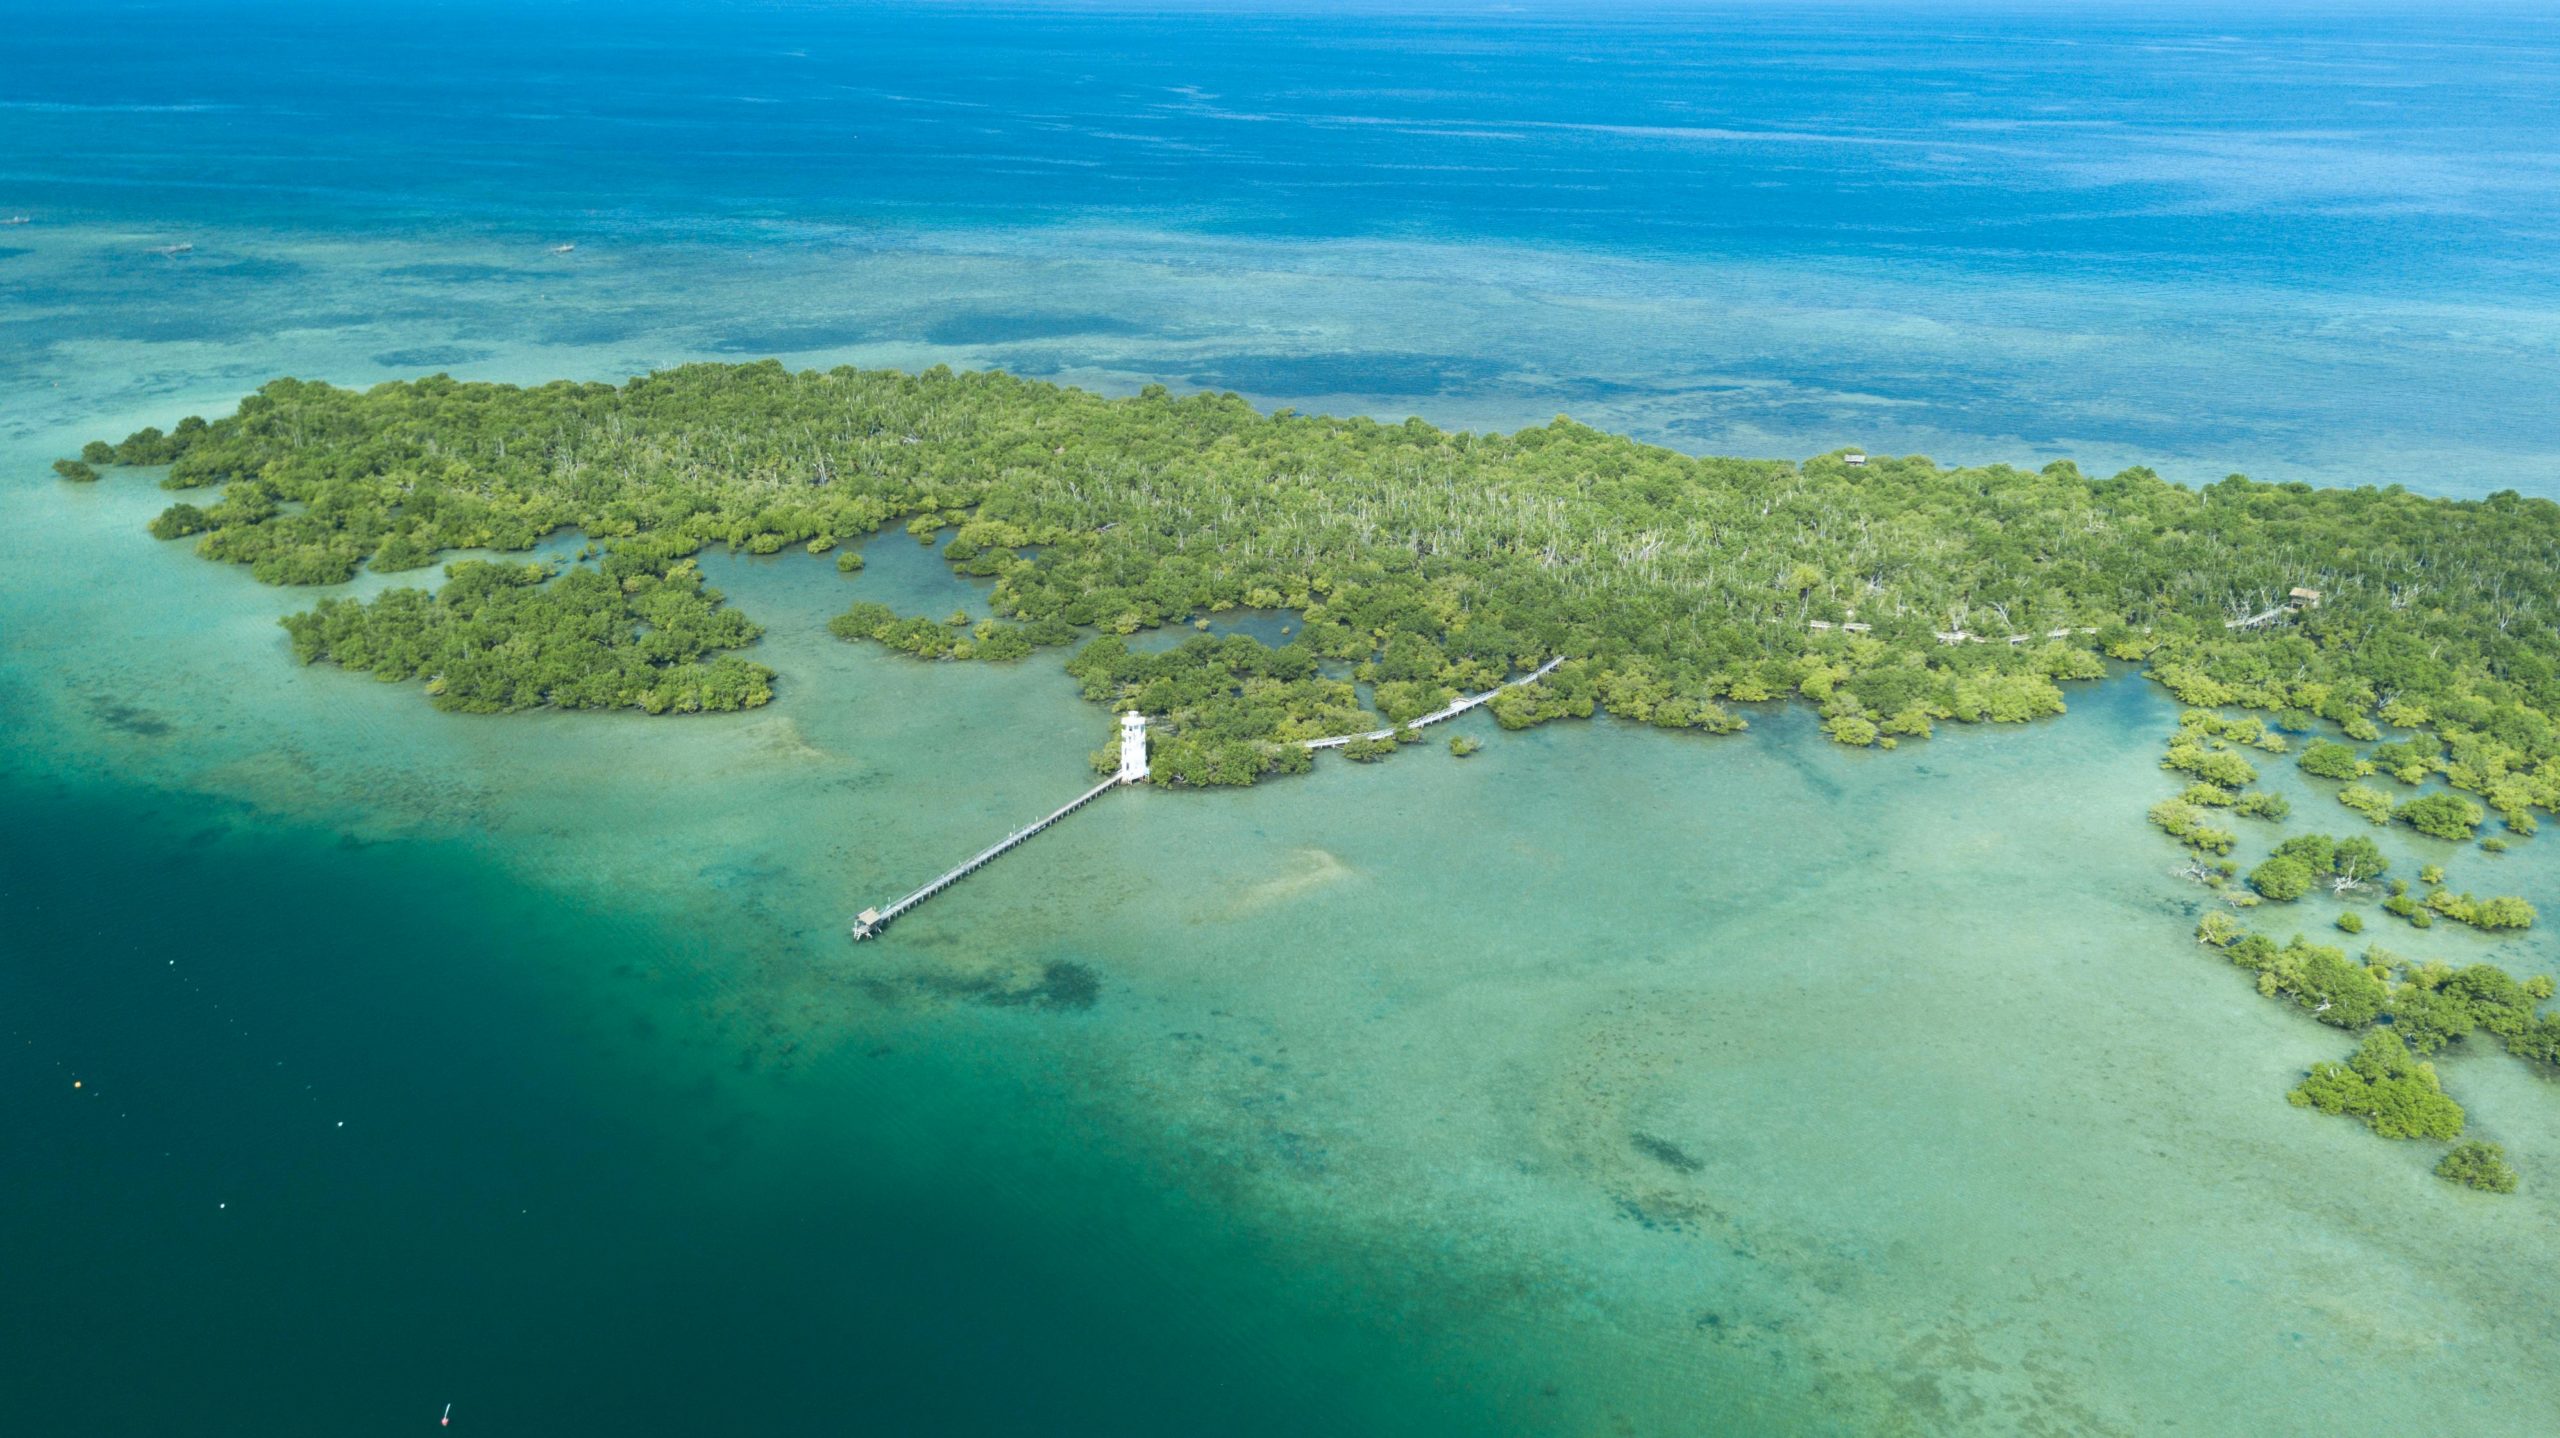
828 599 1073 663
2369 737 2436 783
2247 855 2315 902
52 458 98 483
2393 960 2560 1061
72 362 2560 806
2219 932 2388 1027
2249 833 2389 901
2289 1032 2465 1140
2164 738 2259 789
2436 1140 2520 1193
2149 799 2236 855
2396 792 2486 841
281 555 772 714
2193 911 2247 949
1063 634 1356 784
2381 882 2434 928
2232 790 2291 821
2422 888 2536 932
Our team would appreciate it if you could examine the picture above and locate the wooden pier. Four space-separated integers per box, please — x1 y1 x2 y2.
1302 656 1564 750
852 658 1562 943
850 772 1123 941
2225 587 2323 631
852 712 1149 942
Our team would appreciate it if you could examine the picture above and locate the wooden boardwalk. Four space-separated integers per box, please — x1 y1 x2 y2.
851 659 1563 943
2224 605 2292 631
1302 656 1564 750
852 712 1149 942
850 771 1127 941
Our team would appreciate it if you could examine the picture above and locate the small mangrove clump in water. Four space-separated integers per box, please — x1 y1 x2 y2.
2149 799 2235 855
2436 1140 2521 1193
2233 790 2291 821
2297 739 2370 780
829 599 1073 664
2244 833 2390 903
2289 1031 2465 1141
2247 855 2316 902
2396 792 2486 842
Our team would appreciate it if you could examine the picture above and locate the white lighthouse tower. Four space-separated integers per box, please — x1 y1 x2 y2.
1117 711 1150 783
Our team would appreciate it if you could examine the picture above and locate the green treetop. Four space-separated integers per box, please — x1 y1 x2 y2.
2289 1031 2465 1140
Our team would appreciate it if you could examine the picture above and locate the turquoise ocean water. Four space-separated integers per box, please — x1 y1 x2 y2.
6 3 2560 1433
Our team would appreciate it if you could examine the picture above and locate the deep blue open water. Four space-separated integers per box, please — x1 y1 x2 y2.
7 0 2560 485
11 0 2558 284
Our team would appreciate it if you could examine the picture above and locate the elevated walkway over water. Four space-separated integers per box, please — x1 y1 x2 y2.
853 658 1562 942
852 711 1148 941
1302 656 1564 749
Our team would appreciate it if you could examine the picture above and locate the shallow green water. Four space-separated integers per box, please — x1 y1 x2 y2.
8 415 2560 1433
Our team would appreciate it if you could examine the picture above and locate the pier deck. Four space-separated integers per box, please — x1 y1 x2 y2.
1302 656 1564 749
852 710 1151 941
852 659 1561 942
851 771 1127 940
